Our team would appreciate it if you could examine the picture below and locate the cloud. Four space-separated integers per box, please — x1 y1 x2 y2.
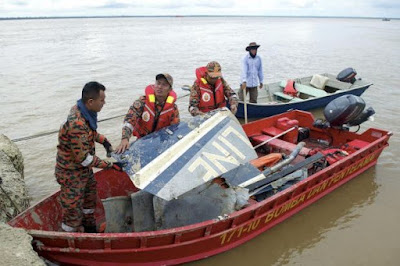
100 3 132 9
0 0 400 18
193 0 235 8
10 1 28 6
289 0 319 8
372 0 400 9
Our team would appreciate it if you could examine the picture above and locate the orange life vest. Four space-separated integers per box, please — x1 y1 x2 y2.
133 85 177 138
195 67 226 112
283 79 298 97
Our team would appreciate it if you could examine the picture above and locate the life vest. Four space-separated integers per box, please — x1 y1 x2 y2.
251 153 282 171
195 67 226 112
133 85 177 138
283 79 298 97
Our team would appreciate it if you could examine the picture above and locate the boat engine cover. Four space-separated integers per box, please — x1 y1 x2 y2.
324 95 365 127
337 67 357 83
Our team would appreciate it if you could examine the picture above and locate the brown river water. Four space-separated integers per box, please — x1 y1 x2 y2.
1 17 399 265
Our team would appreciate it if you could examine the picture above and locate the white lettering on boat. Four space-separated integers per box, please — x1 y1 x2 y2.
218 152 377 246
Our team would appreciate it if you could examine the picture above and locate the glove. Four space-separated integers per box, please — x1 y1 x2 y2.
111 162 124 172
103 140 113 158
230 104 238 115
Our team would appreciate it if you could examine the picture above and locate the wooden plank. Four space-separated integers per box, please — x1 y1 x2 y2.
289 97 303 103
295 83 328 97
279 80 327 97
273 91 294 100
326 79 352 90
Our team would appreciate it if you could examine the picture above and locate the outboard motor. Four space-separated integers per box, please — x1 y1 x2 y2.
314 95 375 129
337 67 357 83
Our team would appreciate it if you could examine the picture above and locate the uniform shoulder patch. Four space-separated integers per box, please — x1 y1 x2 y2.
202 92 211 102
142 111 151 122
133 100 142 109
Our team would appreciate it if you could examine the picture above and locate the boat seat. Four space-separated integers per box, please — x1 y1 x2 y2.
250 134 310 156
279 80 328 97
347 139 370 150
273 91 300 101
312 73 352 90
273 91 293 100
262 126 283 136
289 97 303 102
325 79 352 90
295 83 328 97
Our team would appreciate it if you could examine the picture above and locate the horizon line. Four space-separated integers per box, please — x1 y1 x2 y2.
0 15 398 20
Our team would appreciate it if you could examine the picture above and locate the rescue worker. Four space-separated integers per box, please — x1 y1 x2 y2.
56 81 121 233
115 73 180 154
189 61 238 116
239 42 264 103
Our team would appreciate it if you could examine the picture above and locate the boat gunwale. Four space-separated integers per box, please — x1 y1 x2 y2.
237 83 373 106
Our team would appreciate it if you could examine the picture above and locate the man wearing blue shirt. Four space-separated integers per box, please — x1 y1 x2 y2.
239 42 264 103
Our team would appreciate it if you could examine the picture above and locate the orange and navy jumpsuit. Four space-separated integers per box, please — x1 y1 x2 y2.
55 105 112 232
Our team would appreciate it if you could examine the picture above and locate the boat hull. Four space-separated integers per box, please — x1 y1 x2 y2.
236 84 370 118
9 111 390 265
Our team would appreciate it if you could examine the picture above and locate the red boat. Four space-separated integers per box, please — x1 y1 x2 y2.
9 105 391 265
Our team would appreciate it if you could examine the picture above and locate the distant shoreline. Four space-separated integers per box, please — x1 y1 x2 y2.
0 15 397 21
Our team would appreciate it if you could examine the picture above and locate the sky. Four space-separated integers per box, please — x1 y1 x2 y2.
0 0 399 18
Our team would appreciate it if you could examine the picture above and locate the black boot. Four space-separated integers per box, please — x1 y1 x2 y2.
84 225 97 233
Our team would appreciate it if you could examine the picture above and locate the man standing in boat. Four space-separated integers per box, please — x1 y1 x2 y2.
188 61 238 116
55 81 120 233
239 42 264 103
115 73 180 154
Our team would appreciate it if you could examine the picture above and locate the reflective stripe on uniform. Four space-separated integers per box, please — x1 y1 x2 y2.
149 94 155 103
160 107 174 116
166 95 174 104
62 222 77 232
81 154 94 167
83 208 95 214
215 82 222 91
144 104 156 117
123 122 134 131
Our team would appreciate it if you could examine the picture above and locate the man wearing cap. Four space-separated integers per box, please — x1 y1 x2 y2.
115 73 180 153
189 61 238 116
239 42 264 103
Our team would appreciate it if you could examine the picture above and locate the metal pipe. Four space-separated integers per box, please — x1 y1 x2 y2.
243 88 248 124
241 142 305 190
253 126 298 150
